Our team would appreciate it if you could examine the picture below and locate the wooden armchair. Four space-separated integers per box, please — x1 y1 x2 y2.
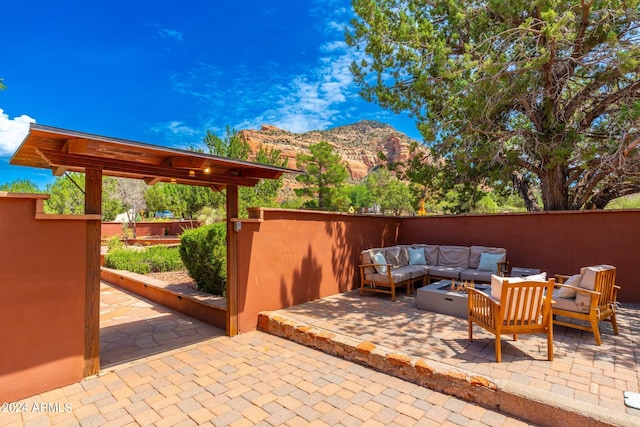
552 265 619 346
468 277 555 362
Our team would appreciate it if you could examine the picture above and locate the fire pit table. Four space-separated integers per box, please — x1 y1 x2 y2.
416 279 490 318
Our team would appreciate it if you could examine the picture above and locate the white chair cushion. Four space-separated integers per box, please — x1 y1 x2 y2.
575 265 615 310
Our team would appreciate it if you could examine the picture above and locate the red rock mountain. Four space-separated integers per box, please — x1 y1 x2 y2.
238 120 426 181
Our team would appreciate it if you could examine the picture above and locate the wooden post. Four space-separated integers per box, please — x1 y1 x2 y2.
84 167 102 376
226 184 239 336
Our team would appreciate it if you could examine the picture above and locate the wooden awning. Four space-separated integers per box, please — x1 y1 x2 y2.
11 123 299 188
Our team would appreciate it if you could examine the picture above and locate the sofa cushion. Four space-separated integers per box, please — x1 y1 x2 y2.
428 265 465 279
556 274 582 299
371 252 388 274
469 246 506 269
366 268 412 285
438 245 470 268
575 265 615 311
361 249 378 275
460 269 493 283
553 289 588 313
412 244 439 265
477 252 506 274
384 246 408 267
408 247 427 265
490 274 548 321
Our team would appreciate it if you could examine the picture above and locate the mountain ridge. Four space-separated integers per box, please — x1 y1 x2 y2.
239 120 426 180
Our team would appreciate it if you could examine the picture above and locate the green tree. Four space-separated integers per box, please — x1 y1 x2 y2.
365 169 415 215
44 173 85 215
0 178 40 193
347 0 640 211
201 127 287 216
347 183 372 209
295 141 349 210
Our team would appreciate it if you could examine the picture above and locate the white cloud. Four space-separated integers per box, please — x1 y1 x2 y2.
0 109 35 156
158 28 184 42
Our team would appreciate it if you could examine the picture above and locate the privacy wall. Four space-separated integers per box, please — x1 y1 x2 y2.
399 210 640 304
0 194 87 402
235 209 401 332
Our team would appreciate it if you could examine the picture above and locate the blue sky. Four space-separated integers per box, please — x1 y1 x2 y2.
0 0 422 188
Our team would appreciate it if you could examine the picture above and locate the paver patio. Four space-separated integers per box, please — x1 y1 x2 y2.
1 282 535 427
265 290 640 422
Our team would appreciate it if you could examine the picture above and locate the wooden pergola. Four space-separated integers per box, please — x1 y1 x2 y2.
11 123 298 376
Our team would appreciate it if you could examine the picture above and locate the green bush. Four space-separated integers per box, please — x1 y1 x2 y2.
179 223 226 296
105 245 183 274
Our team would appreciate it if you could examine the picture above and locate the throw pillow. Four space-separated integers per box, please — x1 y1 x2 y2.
557 274 581 299
408 247 427 265
477 252 506 274
371 252 388 274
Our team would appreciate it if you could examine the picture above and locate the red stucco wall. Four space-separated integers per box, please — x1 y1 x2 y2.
101 220 200 239
399 210 640 304
0 195 86 402
236 209 400 332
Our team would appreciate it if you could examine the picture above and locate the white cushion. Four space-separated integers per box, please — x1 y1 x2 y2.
575 265 615 311
557 274 582 299
490 274 547 321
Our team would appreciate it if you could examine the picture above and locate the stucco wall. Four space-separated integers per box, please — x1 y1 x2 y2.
236 209 400 332
0 195 87 402
101 220 199 239
399 210 640 304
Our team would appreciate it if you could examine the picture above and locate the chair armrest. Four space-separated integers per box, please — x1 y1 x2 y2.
359 263 392 270
554 274 571 284
555 282 600 297
467 287 499 327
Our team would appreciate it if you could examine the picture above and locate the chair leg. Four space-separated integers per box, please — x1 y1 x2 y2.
591 317 602 346
468 322 473 342
611 312 619 336
547 326 554 361
391 285 396 302
495 337 502 363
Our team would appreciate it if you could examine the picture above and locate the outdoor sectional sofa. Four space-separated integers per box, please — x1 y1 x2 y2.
359 244 508 301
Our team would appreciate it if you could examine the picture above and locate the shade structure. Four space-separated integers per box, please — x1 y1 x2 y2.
11 123 299 187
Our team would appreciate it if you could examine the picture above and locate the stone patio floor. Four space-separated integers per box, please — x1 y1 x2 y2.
2 282 538 427
263 289 640 425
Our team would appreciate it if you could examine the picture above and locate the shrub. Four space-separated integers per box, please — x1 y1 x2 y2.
105 245 183 274
107 235 125 251
179 223 226 296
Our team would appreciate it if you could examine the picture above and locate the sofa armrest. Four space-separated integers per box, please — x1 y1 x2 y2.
498 261 510 276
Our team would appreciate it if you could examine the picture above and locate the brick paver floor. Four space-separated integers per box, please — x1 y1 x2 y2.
272 289 640 419
1 282 534 427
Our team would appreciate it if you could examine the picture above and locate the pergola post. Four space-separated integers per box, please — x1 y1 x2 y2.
84 167 102 376
226 184 239 336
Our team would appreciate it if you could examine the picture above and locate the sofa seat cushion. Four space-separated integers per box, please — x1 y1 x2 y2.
460 269 493 283
437 245 470 268
552 289 588 313
428 265 465 279
365 268 413 285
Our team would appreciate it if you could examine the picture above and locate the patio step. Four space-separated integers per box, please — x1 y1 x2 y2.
258 310 639 427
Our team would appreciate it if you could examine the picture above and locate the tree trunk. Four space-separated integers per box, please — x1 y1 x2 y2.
511 171 541 211
539 166 569 210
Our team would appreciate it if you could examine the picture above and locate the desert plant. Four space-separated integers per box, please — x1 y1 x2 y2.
179 223 226 296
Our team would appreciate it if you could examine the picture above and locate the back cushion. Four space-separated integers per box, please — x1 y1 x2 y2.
412 244 439 265
575 265 615 310
491 275 548 321
438 246 470 268
384 246 408 267
361 249 381 275
469 246 506 269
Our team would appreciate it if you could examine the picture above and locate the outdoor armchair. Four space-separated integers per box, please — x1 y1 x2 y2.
468 275 555 363
552 265 619 346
